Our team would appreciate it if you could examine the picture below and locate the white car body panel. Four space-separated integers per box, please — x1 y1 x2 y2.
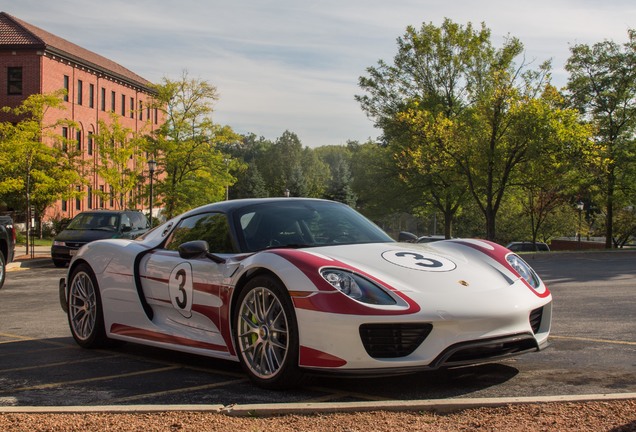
64 198 552 380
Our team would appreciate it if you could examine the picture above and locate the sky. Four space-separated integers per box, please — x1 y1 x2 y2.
2 0 635 147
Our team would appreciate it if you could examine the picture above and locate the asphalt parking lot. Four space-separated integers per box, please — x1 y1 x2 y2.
1 251 635 407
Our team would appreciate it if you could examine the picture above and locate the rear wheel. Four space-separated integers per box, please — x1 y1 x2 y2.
234 275 302 389
67 263 109 348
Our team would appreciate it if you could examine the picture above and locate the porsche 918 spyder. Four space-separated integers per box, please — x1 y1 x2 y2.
59 198 551 389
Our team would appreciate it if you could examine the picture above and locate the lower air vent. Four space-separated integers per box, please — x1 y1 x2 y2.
432 333 539 368
529 307 543 334
359 323 433 358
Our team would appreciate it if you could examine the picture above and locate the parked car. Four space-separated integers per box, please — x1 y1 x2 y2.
506 241 550 252
59 198 552 389
0 215 16 289
51 210 149 267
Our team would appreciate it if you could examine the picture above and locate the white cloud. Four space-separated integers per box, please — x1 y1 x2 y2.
2 0 635 146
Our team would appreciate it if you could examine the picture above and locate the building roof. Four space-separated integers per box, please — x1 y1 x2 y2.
0 12 153 91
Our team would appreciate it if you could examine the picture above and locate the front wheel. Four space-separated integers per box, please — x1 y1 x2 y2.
234 275 303 389
0 252 5 290
53 259 67 268
67 263 109 348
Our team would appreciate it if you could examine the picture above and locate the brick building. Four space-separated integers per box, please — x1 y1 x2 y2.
0 12 162 223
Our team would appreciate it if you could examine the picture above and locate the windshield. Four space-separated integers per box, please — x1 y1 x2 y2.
66 213 120 231
235 200 393 252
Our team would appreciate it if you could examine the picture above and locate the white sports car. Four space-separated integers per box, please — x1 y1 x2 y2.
59 198 551 389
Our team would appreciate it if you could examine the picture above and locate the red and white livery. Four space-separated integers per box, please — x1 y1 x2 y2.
60 198 551 389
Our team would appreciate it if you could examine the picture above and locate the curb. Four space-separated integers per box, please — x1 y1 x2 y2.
1 393 634 415
6 258 52 270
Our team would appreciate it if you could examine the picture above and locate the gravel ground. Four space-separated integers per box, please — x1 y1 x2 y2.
1 400 635 431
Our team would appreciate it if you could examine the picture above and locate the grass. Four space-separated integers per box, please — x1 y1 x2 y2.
16 237 53 247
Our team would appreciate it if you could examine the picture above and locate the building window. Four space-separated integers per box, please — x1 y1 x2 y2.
109 186 114 207
76 130 82 152
121 94 126 116
63 75 69 101
7 67 22 95
139 100 143 120
111 91 115 111
89 84 94 108
61 127 68 152
76 186 82 210
87 132 94 156
77 80 83 105
101 87 106 111
87 187 93 209
146 106 150 120
62 200 67 212
99 185 104 208
130 97 134 119
154 108 158 124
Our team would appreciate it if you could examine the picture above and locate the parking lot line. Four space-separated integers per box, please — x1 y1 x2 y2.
106 378 249 404
1 366 180 393
0 333 75 348
0 355 120 373
550 335 636 346
0 332 35 343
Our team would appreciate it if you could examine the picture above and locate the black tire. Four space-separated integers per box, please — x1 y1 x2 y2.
53 259 67 268
0 252 5 290
67 263 109 348
233 275 303 389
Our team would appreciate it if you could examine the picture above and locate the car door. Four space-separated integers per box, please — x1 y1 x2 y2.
141 212 235 351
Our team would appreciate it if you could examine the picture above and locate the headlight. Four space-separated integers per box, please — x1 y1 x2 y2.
506 254 541 290
320 269 396 305
53 241 66 247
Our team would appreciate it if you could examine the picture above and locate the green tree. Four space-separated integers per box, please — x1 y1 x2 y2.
233 162 268 198
565 29 636 248
349 141 414 223
149 72 241 218
511 86 592 245
0 91 83 246
358 19 580 241
356 20 491 238
315 146 357 206
94 113 147 209
323 152 357 206
299 147 329 198
259 131 312 197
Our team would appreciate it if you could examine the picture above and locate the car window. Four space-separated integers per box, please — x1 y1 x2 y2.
120 214 130 229
164 212 234 253
128 212 149 230
237 200 393 252
67 212 118 231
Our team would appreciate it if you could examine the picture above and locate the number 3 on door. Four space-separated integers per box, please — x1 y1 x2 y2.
169 262 194 318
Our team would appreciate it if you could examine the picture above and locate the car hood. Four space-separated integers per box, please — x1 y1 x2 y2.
55 229 119 243
268 240 544 298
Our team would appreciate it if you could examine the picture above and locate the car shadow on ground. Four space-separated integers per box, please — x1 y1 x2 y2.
0 336 519 406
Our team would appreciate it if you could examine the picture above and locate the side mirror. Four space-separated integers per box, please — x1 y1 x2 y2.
398 231 418 243
178 240 227 264
178 240 209 259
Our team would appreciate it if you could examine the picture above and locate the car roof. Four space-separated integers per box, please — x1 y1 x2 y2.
180 198 337 217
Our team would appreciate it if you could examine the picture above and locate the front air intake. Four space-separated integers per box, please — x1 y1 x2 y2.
359 323 433 358
529 307 543 334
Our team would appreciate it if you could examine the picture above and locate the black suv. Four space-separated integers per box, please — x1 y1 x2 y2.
51 210 149 267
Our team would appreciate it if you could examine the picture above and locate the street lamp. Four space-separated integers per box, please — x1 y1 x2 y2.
576 201 584 245
148 159 156 228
